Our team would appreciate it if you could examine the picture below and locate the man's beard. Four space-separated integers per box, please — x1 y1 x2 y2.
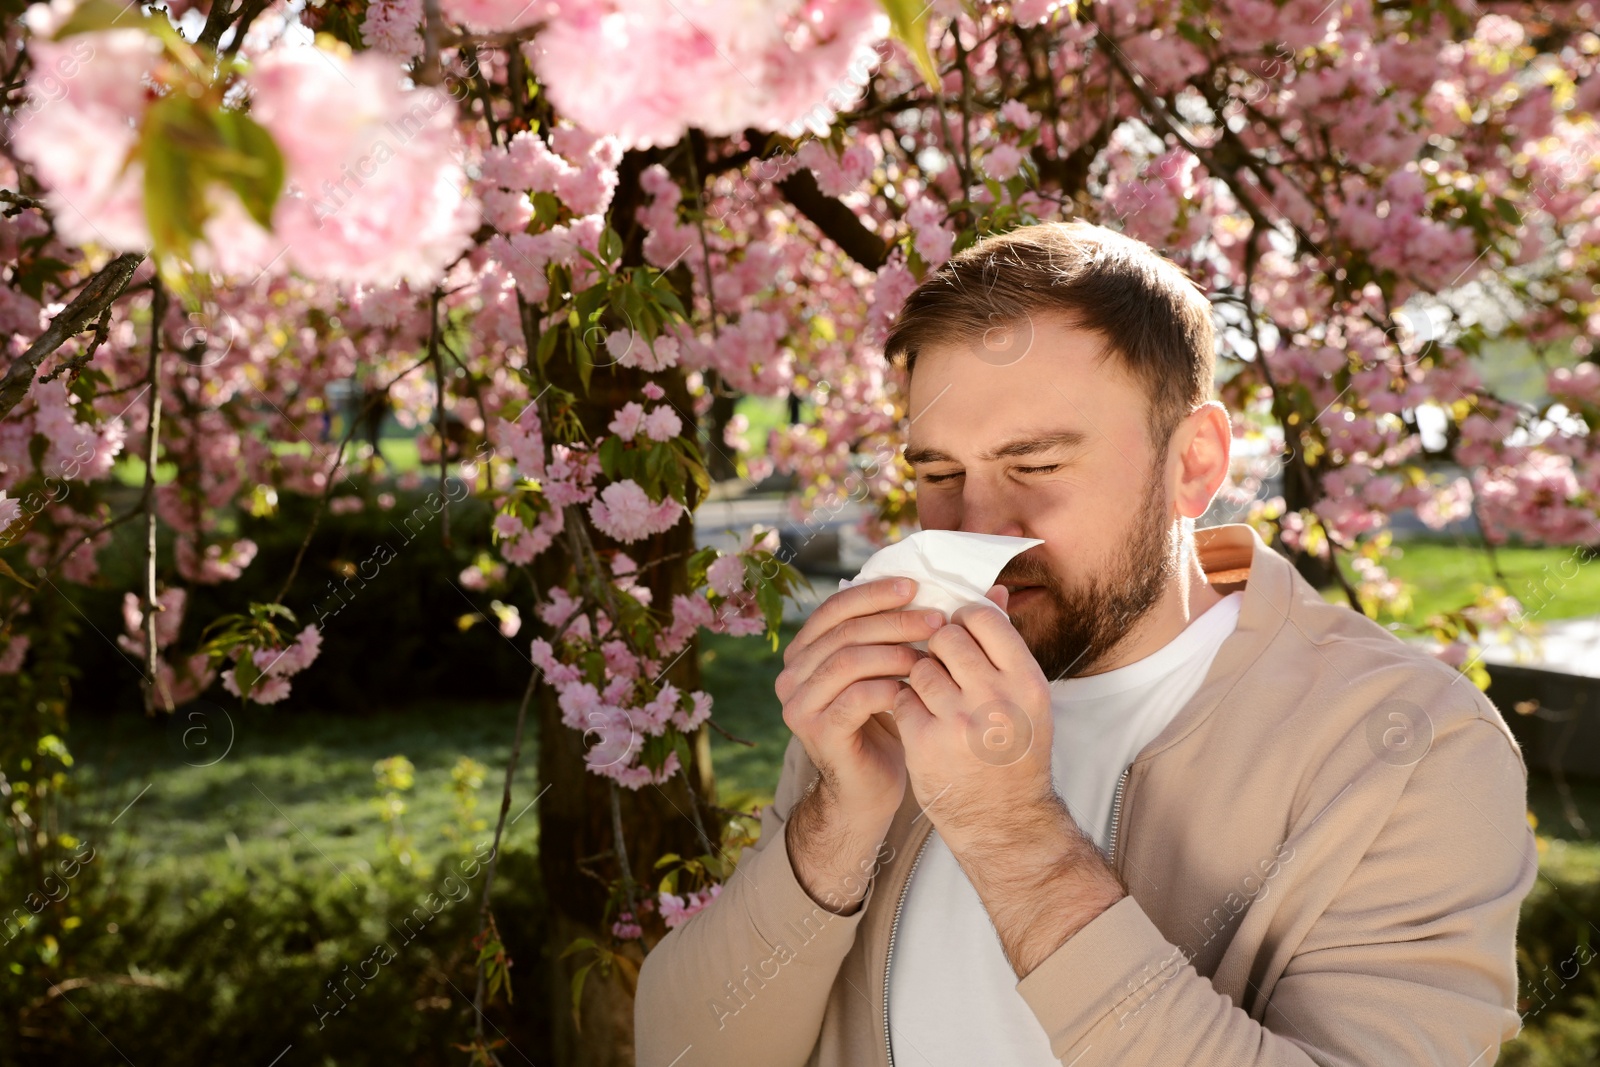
998 466 1180 681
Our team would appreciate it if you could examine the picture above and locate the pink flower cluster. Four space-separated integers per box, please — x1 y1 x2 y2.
658 882 721 929
14 15 475 286
608 401 682 443
526 0 886 148
1477 452 1595 545
530 586 714 789
588 480 685 543
220 624 324 705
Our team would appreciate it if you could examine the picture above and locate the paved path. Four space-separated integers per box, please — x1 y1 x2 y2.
1478 615 1600 679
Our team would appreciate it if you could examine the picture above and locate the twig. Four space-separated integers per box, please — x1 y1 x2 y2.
429 290 451 547
143 281 174 715
705 717 755 747
0 252 144 422
420 0 443 86
609 780 639 921
37 308 112 386
471 663 540 1038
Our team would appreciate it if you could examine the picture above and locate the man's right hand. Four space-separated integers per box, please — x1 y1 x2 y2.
774 577 945 913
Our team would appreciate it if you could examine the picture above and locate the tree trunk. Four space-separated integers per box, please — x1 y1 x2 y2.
531 361 721 1067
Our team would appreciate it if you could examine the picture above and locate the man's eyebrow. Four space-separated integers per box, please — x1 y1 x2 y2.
982 430 1092 461
902 443 958 466
903 430 1090 466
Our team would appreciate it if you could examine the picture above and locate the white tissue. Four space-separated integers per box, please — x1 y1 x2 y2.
838 530 1045 650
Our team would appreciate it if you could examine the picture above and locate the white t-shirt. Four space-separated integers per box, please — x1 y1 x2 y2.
886 592 1243 1067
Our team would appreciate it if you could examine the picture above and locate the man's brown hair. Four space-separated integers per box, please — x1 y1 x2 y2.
884 220 1216 449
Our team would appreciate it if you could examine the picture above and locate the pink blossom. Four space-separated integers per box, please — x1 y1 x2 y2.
642 405 682 442
558 682 603 730
360 0 424 59
983 143 1025 181
247 45 479 286
583 706 640 775
671 689 713 733
706 554 747 597
588 480 685 543
639 682 680 736
527 1 887 149
602 639 641 680
0 491 21 534
642 382 665 400
658 882 722 929
439 0 550 32
538 586 583 631
609 402 647 439
0 634 28 674
12 27 159 251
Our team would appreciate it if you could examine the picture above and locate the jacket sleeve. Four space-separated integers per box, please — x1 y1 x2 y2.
634 733 882 1067
1013 716 1538 1066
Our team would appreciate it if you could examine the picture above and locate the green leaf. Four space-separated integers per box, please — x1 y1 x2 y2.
560 937 598 958
535 322 561 370
232 656 261 700
0 557 38 591
566 957 595 1017
686 546 717 586
251 602 296 622
598 434 625 479
142 100 212 263
879 0 940 90
52 0 150 37
212 111 285 230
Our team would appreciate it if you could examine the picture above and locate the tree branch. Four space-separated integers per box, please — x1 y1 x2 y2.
0 252 144 422
776 168 888 271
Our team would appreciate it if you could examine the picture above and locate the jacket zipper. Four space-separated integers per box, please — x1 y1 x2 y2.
883 831 931 1067
1107 765 1130 867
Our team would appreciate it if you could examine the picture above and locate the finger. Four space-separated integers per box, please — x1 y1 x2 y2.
905 652 961 715
819 678 908 735
784 577 917 668
782 608 946 693
950 600 1036 678
891 684 933 738
780 644 924 729
926 621 1003 692
983 583 1010 611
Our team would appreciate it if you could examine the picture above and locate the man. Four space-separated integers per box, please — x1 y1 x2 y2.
634 220 1536 1066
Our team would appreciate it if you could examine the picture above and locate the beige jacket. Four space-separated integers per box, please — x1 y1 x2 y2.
634 524 1537 1066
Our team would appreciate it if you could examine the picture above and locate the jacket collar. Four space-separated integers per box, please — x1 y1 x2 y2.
1133 523 1298 763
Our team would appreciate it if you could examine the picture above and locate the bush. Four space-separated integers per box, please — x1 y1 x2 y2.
63 482 534 716
0 839 551 1065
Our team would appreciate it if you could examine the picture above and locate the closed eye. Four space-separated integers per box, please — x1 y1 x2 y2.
1015 464 1060 475
919 471 962 484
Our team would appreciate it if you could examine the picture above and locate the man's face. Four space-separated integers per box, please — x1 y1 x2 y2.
904 317 1180 679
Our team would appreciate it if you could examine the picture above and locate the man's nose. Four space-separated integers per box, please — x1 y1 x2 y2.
956 485 1028 538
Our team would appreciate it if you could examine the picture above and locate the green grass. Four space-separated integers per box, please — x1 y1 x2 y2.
65 700 532 891
1332 538 1600 627
732 394 799 459
701 622 799 813
56 624 794 900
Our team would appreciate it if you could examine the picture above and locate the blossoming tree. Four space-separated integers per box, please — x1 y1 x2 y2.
2 0 1597 1060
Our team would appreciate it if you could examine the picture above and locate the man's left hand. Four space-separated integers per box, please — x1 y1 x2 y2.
893 584 1058 854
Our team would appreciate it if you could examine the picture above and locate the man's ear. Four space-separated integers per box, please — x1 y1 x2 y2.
1169 402 1232 520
